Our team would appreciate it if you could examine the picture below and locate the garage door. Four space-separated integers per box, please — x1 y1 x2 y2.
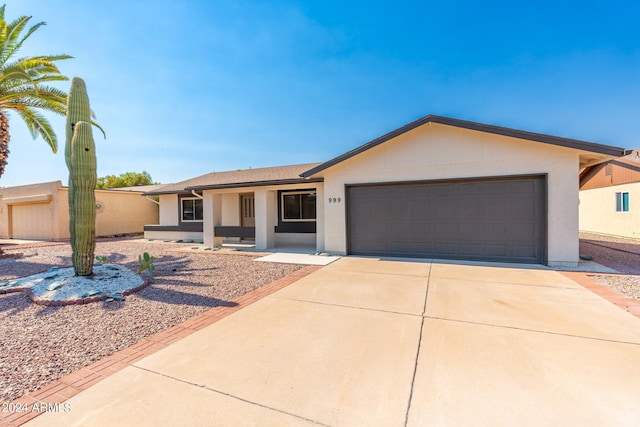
347 176 546 263
11 203 53 240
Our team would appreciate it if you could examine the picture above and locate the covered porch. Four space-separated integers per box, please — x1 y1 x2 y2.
144 185 323 252
200 184 324 252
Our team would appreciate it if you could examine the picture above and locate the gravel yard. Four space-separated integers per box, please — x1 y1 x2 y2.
579 232 640 300
0 239 304 403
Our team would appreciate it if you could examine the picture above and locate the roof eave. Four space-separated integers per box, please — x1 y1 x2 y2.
142 190 193 196
301 114 627 177
185 177 323 192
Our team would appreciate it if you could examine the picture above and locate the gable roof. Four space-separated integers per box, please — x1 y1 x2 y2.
301 114 627 177
144 163 322 195
580 149 640 190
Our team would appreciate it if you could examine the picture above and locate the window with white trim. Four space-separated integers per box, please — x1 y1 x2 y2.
615 192 630 212
181 198 203 221
281 191 316 221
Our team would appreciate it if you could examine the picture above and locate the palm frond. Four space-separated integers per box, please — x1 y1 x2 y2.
13 106 57 153
0 5 72 155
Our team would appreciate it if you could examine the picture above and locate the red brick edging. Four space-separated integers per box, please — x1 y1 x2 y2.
560 271 640 318
0 265 322 426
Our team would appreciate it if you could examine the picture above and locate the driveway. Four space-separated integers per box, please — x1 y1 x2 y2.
26 257 640 426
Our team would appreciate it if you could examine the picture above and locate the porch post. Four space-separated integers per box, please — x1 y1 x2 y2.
255 189 276 250
203 191 222 248
315 185 325 252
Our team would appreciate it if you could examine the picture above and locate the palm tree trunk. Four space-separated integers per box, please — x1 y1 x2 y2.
0 112 9 179
0 112 8 255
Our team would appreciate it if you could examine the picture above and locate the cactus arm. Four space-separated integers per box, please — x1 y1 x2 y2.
65 78 92 169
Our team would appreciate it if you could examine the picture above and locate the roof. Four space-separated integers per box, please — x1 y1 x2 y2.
580 149 640 189
301 114 628 177
144 163 323 195
104 184 166 193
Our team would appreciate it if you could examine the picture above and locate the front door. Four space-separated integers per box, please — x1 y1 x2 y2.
241 194 255 228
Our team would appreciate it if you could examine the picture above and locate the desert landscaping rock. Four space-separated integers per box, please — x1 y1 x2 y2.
1 264 145 305
0 239 304 403
579 232 640 302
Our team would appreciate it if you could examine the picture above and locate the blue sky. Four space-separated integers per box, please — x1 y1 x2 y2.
2 0 639 186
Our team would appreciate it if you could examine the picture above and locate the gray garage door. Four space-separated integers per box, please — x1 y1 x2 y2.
347 176 546 263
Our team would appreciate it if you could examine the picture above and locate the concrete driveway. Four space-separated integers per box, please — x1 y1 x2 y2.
26 257 640 426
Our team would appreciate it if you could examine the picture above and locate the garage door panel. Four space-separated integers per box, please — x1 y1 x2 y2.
391 241 413 254
391 226 409 241
433 222 459 238
485 244 508 257
392 202 412 221
434 242 458 256
348 176 545 263
459 243 486 256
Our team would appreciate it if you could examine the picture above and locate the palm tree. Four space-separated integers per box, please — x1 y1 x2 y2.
0 4 71 178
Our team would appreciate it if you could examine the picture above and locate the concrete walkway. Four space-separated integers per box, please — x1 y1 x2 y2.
25 258 640 426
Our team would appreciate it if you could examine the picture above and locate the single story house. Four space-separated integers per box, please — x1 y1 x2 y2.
0 181 159 241
579 149 640 239
143 114 627 267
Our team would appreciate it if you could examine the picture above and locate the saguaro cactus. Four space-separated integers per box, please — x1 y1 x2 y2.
70 122 96 275
65 78 92 261
65 78 97 276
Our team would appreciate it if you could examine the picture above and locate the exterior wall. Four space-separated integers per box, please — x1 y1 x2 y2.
580 182 640 239
159 194 179 225
58 188 158 239
1 181 158 241
0 181 62 240
316 123 583 266
144 230 203 242
275 232 316 245
219 194 241 242
94 189 158 237
221 194 240 226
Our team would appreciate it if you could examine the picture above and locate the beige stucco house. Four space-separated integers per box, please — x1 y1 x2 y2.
144 114 627 267
579 150 640 239
0 181 159 241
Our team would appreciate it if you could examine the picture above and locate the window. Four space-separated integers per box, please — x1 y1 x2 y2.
615 192 630 212
181 198 203 221
281 191 316 221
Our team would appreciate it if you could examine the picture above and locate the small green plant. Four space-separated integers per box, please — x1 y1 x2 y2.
137 252 155 275
95 255 107 265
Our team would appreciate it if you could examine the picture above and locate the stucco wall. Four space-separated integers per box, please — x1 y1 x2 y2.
95 190 159 237
316 123 583 266
580 182 640 239
0 181 158 240
159 194 179 225
0 181 63 240
221 193 241 226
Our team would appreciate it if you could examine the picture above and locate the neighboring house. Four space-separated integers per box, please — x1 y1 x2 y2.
144 114 627 267
0 181 159 241
579 150 640 239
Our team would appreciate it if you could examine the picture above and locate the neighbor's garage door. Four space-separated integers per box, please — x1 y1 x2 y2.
11 203 53 240
347 176 546 263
